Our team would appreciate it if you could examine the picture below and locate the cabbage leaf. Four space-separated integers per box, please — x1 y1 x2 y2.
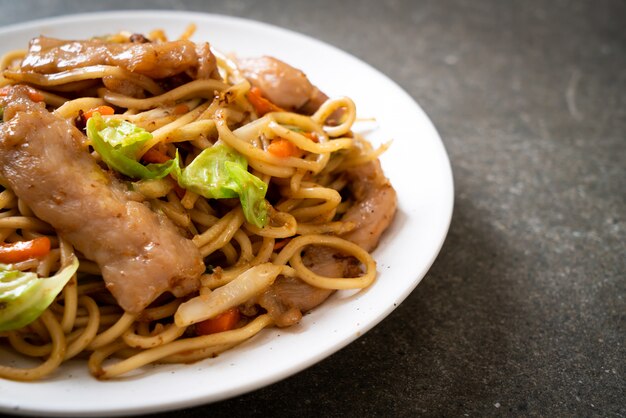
0 256 79 332
176 144 269 227
86 113 175 179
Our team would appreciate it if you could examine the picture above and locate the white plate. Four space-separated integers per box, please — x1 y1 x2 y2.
0 11 453 417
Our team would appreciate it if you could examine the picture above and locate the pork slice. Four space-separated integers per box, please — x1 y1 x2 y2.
20 36 219 80
255 160 396 325
0 86 204 313
257 246 362 327
340 160 397 252
237 56 329 113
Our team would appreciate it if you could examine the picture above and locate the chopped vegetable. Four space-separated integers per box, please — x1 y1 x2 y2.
139 147 187 197
280 125 319 143
172 103 190 115
194 307 240 335
88 117 268 225
303 131 319 143
0 256 79 332
1 85 44 103
142 147 172 164
267 138 302 158
0 237 51 264
83 105 114 120
273 238 291 251
175 263 281 327
27 90 45 103
86 113 176 179
175 143 269 227
246 86 282 116
172 183 186 199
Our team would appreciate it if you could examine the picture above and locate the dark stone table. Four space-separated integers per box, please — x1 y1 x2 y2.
1 1 624 416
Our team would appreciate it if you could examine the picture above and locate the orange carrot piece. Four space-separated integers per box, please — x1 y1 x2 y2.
172 103 190 115
172 183 186 199
83 106 115 120
0 237 51 264
141 148 186 197
273 238 292 251
27 90 45 103
0 86 44 102
303 131 319 143
142 147 171 164
267 139 302 158
246 86 282 116
195 308 240 335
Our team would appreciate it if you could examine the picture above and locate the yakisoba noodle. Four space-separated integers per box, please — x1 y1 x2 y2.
0 27 395 381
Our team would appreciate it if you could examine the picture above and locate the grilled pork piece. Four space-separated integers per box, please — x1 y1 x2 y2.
339 160 397 252
258 175 396 327
257 160 396 327
0 86 204 313
257 246 363 327
237 56 329 114
20 36 219 80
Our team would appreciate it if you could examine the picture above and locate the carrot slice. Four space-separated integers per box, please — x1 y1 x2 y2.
273 238 292 251
303 131 319 143
195 307 240 335
26 90 45 103
246 86 282 116
172 103 190 115
172 183 186 199
0 237 51 264
142 147 171 164
83 106 115 120
267 139 302 158
0 86 44 102
140 148 186 197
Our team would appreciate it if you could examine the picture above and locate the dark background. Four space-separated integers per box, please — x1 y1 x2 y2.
2 1 625 416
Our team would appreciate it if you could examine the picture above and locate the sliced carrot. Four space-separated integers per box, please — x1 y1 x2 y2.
83 105 115 120
0 86 44 102
172 183 186 199
195 307 240 335
303 131 319 143
172 103 190 115
142 147 171 164
267 138 302 158
27 90 45 103
246 86 282 116
141 147 186 198
0 237 51 264
273 238 292 251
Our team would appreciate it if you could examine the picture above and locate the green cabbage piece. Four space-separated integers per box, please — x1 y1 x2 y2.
0 256 79 332
86 113 176 179
176 144 269 227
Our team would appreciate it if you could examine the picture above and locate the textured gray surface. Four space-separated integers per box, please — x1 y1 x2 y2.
1 1 625 417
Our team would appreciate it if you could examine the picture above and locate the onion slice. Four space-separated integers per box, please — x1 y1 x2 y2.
174 263 282 327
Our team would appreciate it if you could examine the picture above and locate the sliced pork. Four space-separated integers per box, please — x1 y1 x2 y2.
0 86 204 313
340 160 397 252
257 159 396 326
20 36 219 80
237 56 329 114
257 246 363 327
